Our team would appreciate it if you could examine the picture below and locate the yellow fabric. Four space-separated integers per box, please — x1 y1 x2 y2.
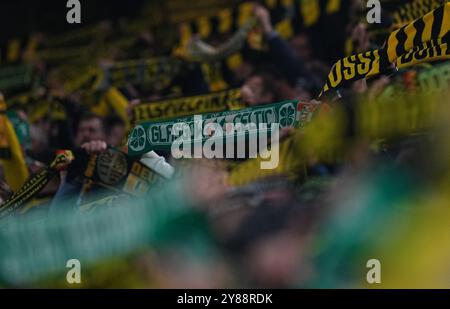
103 87 130 131
300 0 320 27
0 110 29 192
91 95 110 117
386 4 450 63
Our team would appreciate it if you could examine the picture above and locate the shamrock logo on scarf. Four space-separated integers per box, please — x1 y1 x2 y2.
279 103 296 128
129 125 146 152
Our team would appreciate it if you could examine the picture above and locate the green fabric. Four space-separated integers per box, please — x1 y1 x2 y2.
0 65 33 92
305 163 418 288
128 100 318 156
7 110 31 149
0 177 213 286
417 61 450 93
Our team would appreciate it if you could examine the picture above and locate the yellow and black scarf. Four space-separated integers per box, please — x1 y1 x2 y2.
132 88 244 123
319 3 450 97
0 150 74 219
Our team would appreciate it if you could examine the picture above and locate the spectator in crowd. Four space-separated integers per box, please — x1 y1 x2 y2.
105 115 127 148
74 113 107 148
241 71 283 106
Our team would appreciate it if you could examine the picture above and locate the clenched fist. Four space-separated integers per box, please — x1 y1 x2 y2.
81 140 108 155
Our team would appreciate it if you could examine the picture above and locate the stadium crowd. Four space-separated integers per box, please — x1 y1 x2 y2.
0 0 449 288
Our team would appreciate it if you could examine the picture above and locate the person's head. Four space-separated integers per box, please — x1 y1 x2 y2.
105 115 126 147
349 22 370 53
241 72 280 106
75 113 106 147
291 33 312 61
295 61 330 100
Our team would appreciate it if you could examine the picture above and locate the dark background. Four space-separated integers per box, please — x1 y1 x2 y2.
0 0 242 41
0 0 148 40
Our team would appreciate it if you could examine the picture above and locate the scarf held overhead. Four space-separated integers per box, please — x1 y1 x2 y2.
319 3 450 97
